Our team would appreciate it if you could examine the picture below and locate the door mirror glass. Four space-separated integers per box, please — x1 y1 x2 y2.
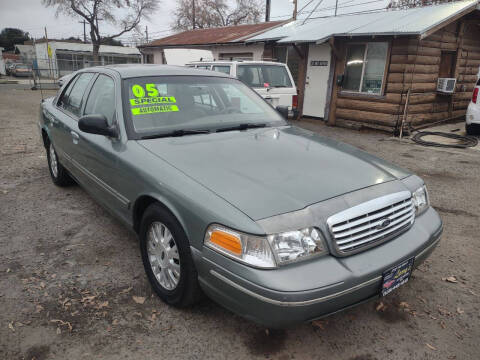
78 114 116 137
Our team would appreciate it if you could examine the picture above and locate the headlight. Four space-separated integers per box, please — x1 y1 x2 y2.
204 225 328 268
412 185 429 215
267 227 328 265
204 225 276 268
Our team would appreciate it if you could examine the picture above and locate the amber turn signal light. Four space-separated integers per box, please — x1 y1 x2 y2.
209 230 242 256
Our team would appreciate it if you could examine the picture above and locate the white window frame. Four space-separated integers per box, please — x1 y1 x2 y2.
342 41 389 96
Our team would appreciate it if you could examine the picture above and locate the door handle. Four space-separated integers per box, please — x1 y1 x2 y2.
71 131 79 144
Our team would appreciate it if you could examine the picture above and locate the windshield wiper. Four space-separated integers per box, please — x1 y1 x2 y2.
216 123 267 133
141 129 210 139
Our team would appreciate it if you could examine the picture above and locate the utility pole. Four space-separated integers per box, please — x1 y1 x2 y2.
293 0 298 20
79 20 86 42
192 0 196 29
145 25 148 43
265 0 271 22
334 0 339 16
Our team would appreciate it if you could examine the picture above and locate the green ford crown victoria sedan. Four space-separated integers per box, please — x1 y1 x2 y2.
39 65 442 328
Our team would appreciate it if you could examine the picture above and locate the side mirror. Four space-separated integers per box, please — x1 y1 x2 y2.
276 105 289 120
78 114 117 137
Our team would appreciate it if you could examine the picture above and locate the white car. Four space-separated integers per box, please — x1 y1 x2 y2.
187 61 298 117
466 78 480 135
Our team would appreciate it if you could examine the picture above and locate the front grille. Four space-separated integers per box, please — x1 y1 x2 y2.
327 191 415 255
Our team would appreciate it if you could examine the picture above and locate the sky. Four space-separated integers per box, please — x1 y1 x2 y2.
0 0 390 46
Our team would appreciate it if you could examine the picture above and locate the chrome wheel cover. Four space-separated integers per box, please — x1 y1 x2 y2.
49 143 58 178
147 222 181 290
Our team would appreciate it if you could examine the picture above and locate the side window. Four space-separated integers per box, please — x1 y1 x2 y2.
84 75 116 126
60 73 94 116
212 65 230 75
57 76 78 108
190 85 218 109
237 66 263 87
343 42 388 94
220 84 263 114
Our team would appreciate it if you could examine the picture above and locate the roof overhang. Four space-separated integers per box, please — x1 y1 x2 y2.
248 1 479 46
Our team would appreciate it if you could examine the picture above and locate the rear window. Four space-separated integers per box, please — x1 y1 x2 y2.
237 65 292 88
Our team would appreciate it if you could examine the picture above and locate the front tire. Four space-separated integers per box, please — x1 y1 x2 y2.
139 203 202 307
47 142 73 187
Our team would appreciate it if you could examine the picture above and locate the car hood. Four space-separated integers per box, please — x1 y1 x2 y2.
138 126 410 220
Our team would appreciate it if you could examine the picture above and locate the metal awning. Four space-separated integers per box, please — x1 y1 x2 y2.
247 0 478 44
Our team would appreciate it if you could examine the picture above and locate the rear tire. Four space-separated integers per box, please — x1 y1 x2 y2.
139 203 202 307
466 124 478 136
46 142 73 187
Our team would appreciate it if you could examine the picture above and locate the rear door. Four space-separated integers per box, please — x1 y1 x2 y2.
237 64 296 109
50 72 95 174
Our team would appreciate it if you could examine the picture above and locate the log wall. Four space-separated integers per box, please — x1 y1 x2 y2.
329 14 480 132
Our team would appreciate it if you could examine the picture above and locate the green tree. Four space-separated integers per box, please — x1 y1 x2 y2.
0 28 31 51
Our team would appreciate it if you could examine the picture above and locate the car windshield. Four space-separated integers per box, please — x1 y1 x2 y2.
237 65 292 88
16 65 29 69
123 75 285 137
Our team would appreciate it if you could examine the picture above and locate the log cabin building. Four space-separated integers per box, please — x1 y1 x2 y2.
249 0 480 132
143 1 480 133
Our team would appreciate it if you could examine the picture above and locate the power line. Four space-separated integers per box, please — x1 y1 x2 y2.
270 0 385 19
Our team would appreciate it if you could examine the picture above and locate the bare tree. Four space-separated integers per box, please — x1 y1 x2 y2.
42 0 159 61
172 0 264 31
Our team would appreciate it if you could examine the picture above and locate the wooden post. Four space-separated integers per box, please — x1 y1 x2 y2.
328 39 344 126
296 44 309 120
399 89 410 139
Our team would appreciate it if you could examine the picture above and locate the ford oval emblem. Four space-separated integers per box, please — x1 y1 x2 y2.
376 218 391 230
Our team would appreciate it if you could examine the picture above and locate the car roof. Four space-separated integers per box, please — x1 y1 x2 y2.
188 60 286 66
81 64 231 79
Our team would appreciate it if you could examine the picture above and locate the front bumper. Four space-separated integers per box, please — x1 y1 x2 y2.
193 207 442 328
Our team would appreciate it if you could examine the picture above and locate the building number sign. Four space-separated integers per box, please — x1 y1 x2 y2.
310 60 328 66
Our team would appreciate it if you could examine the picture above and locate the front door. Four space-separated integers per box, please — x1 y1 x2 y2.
303 44 331 118
73 73 130 223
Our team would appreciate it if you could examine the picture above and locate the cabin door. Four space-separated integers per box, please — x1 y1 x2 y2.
303 44 331 118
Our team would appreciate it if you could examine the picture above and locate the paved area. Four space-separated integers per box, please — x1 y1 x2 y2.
1 86 479 360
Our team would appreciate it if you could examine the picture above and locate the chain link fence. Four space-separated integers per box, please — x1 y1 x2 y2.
7 53 141 90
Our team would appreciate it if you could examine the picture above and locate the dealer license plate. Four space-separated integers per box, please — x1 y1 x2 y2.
381 258 414 297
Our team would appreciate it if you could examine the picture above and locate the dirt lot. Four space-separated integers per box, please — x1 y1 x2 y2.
1 85 479 360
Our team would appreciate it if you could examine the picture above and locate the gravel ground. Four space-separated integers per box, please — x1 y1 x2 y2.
1 85 479 360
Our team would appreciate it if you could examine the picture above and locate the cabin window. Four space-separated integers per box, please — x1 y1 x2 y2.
343 42 388 94
439 51 456 78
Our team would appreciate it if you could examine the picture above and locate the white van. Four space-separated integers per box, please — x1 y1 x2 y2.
187 61 298 117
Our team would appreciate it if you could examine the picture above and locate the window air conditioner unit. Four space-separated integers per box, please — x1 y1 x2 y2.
437 78 456 94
